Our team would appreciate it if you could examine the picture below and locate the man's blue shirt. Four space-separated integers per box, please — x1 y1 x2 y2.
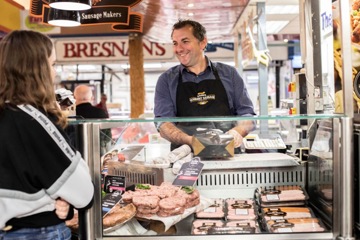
154 57 256 118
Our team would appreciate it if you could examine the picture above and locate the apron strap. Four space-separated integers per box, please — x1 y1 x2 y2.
178 59 221 84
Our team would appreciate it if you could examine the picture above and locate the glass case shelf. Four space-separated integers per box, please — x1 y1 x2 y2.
66 114 349 240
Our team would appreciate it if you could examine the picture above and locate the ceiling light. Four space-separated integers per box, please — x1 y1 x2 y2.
120 63 163 69
48 8 81 27
266 21 289 34
144 63 162 68
49 0 91 11
187 3 194 8
188 12 194 17
266 5 299 14
253 21 289 34
77 65 99 70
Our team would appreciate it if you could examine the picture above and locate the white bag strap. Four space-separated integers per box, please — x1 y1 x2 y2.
18 104 77 161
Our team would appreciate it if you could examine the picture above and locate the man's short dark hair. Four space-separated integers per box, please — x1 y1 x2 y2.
171 19 207 42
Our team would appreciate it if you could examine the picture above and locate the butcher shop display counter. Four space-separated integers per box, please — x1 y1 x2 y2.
69 114 353 240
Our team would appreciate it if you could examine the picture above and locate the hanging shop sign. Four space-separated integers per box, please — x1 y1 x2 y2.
235 6 256 67
21 12 60 34
54 37 238 63
319 0 334 107
54 36 284 64
54 37 174 63
29 0 143 33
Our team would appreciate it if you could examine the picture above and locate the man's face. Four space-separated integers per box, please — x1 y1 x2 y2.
171 25 207 68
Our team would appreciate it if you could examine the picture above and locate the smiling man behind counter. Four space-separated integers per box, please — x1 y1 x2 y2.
154 19 256 150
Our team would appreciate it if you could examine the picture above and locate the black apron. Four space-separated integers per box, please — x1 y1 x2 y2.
174 61 236 149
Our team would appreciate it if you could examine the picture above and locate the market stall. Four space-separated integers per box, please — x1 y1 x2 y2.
68 113 348 240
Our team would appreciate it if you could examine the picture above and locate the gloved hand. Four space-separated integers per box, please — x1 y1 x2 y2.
55 88 75 108
168 144 192 163
172 156 192 175
227 129 243 148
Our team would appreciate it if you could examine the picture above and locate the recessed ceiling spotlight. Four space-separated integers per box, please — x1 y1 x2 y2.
188 12 194 17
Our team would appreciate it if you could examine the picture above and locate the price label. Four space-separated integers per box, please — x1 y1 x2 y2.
266 194 280 201
173 157 204 187
235 209 249 215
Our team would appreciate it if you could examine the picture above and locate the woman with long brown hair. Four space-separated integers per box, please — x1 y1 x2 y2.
0 30 94 240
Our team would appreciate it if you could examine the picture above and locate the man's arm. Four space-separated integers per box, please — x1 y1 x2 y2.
158 122 193 146
227 120 256 147
233 120 256 137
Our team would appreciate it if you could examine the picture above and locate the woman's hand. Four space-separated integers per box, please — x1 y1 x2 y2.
55 198 70 219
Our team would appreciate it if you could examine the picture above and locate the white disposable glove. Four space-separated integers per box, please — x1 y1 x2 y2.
227 129 243 148
167 144 192 163
172 154 192 175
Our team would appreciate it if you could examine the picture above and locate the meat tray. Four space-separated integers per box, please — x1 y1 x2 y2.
103 203 137 234
255 185 309 205
103 211 137 234
264 218 326 233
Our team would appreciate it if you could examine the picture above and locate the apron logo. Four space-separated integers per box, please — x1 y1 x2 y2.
189 91 215 105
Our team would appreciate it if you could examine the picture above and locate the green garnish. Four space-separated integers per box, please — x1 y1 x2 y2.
181 186 195 194
136 184 151 190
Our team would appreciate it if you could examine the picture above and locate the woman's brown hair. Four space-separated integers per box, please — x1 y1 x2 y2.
0 30 67 128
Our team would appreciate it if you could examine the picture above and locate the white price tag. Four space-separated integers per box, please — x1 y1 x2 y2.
266 194 280 201
277 228 293 233
235 209 249 215
204 207 216 213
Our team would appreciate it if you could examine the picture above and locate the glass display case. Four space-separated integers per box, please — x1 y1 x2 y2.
68 114 352 240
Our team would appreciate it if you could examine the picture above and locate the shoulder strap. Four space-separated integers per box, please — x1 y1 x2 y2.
209 60 221 81
18 104 77 161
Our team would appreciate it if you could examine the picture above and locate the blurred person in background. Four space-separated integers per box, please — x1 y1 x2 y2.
74 85 112 154
74 85 108 119
96 93 109 118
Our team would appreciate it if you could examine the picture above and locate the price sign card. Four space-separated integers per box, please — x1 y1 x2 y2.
102 191 123 217
104 175 126 194
173 157 204 187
